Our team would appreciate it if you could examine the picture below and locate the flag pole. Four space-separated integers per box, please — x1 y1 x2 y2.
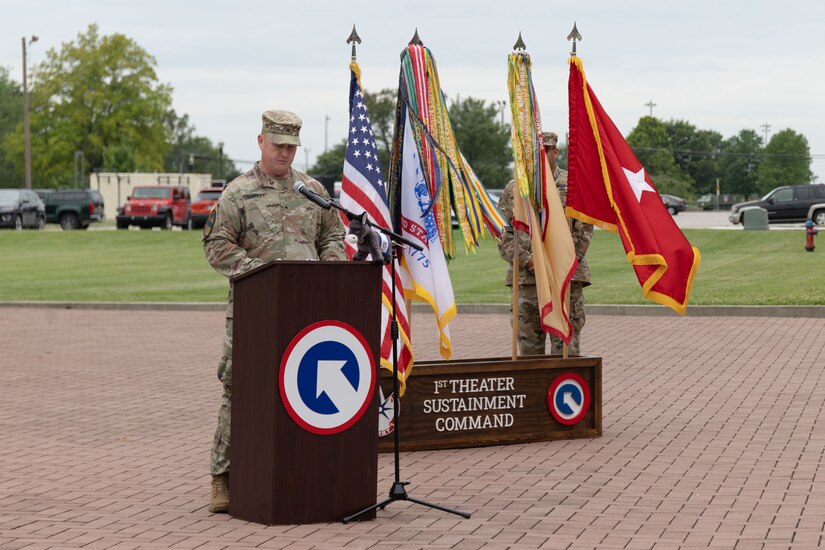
563 216 573 360
398 30 421 337
511 225 520 361
509 32 528 362
563 22 582 359
344 27 470 524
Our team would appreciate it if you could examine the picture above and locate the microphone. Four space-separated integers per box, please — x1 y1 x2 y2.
293 181 331 209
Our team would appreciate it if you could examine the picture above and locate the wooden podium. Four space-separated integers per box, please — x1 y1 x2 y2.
230 260 382 525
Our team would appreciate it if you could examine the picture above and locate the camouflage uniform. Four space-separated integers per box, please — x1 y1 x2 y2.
497 167 594 356
549 169 593 355
203 162 346 476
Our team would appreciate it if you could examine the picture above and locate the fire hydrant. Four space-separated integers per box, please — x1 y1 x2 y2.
805 220 818 252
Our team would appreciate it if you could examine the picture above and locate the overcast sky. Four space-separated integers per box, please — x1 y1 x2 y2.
2 0 824 185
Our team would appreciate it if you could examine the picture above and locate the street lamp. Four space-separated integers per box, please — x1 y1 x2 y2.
22 35 38 189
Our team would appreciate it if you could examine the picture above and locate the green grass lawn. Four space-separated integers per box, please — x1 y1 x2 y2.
0 230 225 302
1 228 823 305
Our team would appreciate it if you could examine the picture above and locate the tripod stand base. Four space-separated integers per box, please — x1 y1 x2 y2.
342 481 471 523
341 249 470 525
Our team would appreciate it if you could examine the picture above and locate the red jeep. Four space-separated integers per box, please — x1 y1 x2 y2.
116 185 191 230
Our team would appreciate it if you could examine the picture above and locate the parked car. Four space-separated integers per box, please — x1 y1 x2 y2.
697 193 744 211
34 188 105 230
728 184 825 226
0 188 46 230
189 187 224 229
116 185 191 229
660 194 687 215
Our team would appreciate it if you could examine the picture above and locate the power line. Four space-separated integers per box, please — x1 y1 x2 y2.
631 147 824 160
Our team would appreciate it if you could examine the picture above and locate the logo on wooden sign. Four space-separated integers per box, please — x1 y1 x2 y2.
279 320 376 435
547 373 591 425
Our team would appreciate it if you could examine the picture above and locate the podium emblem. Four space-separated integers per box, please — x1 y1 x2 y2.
280 320 376 435
547 373 591 426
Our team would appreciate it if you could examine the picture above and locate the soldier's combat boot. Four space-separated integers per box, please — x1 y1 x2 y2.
209 473 229 513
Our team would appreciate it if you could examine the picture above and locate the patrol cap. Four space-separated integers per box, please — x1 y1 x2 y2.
261 110 302 146
542 132 558 149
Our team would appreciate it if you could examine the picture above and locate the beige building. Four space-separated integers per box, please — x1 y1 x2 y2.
90 172 213 221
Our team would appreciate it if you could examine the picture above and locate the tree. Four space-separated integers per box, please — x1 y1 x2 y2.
0 67 23 185
2 24 173 187
163 109 241 181
306 88 394 180
627 116 693 196
648 173 695 199
557 142 568 170
448 97 512 188
310 139 347 179
718 129 763 198
102 141 137 172
627 117 681 176
758 129 813 194
664 120 723 195
312 94 513 191
363 88 396 173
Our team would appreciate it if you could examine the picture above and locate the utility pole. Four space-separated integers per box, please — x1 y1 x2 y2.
73 151 85 186
218 141 224 181
644 99 657 117
496 100 506 126
760 122 771 146
22 35 38 189
324 115 330 152
304 148 311 172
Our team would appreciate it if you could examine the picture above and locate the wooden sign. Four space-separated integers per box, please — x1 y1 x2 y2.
378 355 602 452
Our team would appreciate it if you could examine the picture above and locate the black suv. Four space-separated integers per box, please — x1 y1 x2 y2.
35 188 105 230
728 184 825 226
0 188 46 230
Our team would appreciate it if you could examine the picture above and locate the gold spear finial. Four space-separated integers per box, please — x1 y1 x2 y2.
513 31 527 51
347 25 362 60
567 22 582 56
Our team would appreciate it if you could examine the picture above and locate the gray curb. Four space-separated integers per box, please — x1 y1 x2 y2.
1 301 824 318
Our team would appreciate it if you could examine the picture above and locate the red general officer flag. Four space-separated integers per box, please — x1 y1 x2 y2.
567 56 700 314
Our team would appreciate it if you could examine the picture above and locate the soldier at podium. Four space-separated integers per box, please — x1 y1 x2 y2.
202 110 346 513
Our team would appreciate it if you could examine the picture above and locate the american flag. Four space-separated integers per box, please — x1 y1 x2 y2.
339 65 414 393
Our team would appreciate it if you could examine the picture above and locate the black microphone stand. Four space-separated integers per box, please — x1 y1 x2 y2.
319 198 470 523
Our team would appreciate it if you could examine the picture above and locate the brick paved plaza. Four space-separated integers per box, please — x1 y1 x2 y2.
1 307 824 549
